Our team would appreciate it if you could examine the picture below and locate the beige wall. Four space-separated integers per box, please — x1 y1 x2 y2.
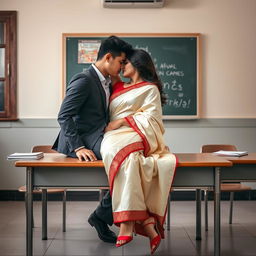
1 0 256 118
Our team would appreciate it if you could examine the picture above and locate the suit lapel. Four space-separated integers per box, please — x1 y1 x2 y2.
88 66 107 111
106 83 112 122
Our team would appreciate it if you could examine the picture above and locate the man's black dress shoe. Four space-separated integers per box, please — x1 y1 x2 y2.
88 212 117 243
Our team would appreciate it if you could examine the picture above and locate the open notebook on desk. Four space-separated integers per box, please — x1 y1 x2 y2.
213 150 248 157
7 152 44 160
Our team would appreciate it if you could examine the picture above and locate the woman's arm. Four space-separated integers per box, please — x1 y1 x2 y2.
105 118 129 132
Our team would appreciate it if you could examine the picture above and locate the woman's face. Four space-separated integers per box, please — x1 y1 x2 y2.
122 60 137 78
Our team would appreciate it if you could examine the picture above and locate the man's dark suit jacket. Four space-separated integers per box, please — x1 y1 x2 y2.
53 65 109 158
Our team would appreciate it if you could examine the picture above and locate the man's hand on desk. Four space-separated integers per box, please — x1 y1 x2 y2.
75 148 97 162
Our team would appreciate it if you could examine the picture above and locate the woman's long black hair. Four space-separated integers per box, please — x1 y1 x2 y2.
126 49 167 105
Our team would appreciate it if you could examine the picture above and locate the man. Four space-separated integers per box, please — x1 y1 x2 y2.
53 36 132 243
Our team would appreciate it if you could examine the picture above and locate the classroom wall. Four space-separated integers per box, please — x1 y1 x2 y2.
0 0 256 189
0 0 256 118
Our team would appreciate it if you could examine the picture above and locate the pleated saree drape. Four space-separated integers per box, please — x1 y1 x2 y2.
101 82 177 237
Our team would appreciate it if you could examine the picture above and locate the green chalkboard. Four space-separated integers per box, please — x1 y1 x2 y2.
63 34 201 119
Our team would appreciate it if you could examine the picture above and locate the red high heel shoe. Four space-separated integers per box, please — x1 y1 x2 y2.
143 217 161 255
116 221 135 248
115 235 133 247
150 234 161 254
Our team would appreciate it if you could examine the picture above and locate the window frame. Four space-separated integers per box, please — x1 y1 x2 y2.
0 11 17 121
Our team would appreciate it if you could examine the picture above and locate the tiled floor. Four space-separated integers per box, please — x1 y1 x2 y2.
0 200 256 256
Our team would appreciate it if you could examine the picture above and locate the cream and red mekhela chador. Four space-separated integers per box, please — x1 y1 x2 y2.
101 81 177 238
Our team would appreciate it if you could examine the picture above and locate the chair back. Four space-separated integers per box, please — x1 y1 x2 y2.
32 145 56 153
201 144 237 153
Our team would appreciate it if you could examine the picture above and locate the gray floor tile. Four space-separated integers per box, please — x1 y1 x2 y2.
220 236 256 256
45 239 122 256
0 236 52 256
185 224 253 239
1 201 256 256
243 224 256 237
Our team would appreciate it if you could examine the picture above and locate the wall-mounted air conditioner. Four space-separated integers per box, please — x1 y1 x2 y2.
102 0 165 8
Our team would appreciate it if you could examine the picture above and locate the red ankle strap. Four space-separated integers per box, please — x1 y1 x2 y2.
117 235 132 240
143 222 156 227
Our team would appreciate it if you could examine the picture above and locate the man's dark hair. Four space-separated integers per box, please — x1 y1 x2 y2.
97 35 132 60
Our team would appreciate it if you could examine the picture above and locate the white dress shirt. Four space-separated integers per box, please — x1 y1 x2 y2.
92 64 111 107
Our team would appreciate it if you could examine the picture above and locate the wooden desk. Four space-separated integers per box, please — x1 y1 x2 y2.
221 153 256 182
15 153 232 256
194 153 256 246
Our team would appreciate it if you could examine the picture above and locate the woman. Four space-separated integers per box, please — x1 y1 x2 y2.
100 49 177 254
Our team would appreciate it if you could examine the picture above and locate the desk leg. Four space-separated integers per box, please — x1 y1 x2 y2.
204 190 209 231
26 167 33 256
196 189 202 240
214 167 221 256
42 189 48 240
63 190 66 232
167 194 171 231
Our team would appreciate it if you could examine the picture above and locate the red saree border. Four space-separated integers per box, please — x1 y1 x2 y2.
171 154 179 188
161 154 178 230
125 115 150 156
113 210 149 224
108 141 144 195
110 81 156 103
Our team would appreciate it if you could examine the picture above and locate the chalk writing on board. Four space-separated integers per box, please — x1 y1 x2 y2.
65 34 200 118
134 45 151 55
134 44 191 110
